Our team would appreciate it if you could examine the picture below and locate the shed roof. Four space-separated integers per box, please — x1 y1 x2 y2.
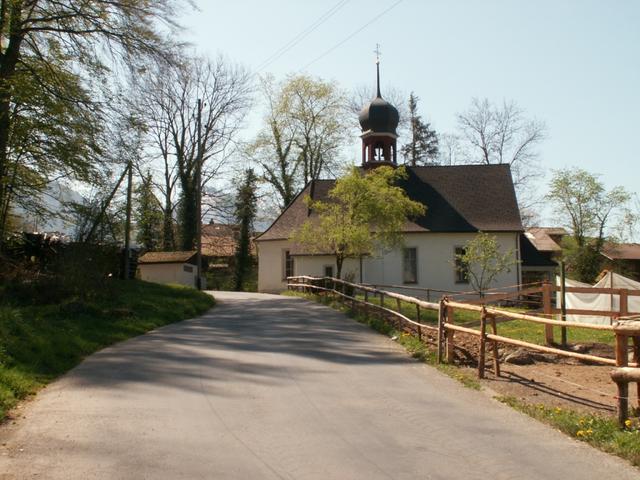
525 227 566 253
256 164 523 242
138 251 196 264
602 243 640 261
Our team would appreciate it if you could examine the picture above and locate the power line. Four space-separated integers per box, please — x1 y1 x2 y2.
256 0 351 73
302 0 405 71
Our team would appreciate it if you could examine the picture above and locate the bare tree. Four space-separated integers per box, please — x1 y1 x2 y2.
456 98 546 214
138 55 252 250
437 133 464 166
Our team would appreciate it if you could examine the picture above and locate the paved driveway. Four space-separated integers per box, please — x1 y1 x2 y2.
0 291 637 479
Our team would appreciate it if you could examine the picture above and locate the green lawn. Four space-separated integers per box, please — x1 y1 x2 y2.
294 288 616 347
0 280 215 420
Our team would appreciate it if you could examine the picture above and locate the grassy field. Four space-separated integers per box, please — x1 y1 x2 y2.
0 280 215 420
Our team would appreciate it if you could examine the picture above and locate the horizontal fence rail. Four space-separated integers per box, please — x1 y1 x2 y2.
287 275 640 426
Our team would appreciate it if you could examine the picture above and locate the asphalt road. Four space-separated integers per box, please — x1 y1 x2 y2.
0 291 637 479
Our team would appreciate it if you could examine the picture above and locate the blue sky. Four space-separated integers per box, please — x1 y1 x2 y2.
182 0 639 220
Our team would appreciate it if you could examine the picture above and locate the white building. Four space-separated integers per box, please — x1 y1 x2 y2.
255 66 523 293
138 251 198 288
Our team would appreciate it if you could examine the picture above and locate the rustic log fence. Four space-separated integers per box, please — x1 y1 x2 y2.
287 275 640 426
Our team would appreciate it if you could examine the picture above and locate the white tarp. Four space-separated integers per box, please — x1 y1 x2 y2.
556 271 640 325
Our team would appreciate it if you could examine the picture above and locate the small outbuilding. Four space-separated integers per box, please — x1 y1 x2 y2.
137 251 198 288
602 243 640 281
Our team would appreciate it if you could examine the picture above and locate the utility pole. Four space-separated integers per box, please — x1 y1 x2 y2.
123 160 133 280
195 99 203 290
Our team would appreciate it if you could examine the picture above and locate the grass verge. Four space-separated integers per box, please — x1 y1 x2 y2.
497 396 640 467
0 280 215 421
284 290 480 390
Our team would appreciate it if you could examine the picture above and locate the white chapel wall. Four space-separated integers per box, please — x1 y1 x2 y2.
258 232 520 294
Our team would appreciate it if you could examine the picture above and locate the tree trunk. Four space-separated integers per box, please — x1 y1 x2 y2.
0 4 25 245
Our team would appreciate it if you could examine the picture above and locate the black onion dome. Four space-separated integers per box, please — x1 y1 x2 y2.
358 95 400 135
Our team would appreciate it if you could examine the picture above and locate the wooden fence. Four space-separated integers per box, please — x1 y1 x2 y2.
287 275 640 426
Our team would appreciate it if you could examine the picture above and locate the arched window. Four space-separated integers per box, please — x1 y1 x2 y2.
374 142 385 162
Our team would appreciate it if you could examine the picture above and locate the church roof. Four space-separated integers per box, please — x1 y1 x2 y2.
256 164 523 242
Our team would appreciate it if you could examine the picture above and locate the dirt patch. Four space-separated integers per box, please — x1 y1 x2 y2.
364 302 629 417
451 337 628 416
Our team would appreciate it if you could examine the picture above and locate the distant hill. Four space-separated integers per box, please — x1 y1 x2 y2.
12 182 84 234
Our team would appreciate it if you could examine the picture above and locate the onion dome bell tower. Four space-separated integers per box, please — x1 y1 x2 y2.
358 53 400 168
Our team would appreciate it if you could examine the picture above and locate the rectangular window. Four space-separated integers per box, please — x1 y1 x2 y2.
403 247 417 284
183 265 193 273
283 250 294 279
455 247 469 284
324 265 334 278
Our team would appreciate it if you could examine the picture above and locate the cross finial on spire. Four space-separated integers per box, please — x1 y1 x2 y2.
374 44 381 97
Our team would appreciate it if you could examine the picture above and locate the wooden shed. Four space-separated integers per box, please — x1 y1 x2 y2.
137 251 198 288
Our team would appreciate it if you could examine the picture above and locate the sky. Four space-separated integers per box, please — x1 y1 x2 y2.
181 0 639 224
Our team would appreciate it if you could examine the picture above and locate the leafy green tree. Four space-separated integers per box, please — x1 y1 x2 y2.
0 0 187 245
547 168 632 282
455 232 517 296
134 171 163 251
233 169 258 291
291 166 425 279
250 74 348 212
401 92 439 166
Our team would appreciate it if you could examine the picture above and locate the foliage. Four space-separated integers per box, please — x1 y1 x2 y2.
249 74 348 212
0 0 188 244
456 232 517 296
134 171 163 251
498 397 640 467
401 92 439 166
547 168 632 282
233 169 258 291
291 166 425 279
0 280 215 420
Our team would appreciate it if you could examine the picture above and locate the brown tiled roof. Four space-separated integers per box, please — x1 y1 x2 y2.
525 227 566 252
138 251 196 264
602 243 640 260
256 164 523 242
201 223 257 257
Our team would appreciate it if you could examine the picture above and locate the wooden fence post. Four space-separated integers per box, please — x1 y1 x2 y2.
446 306 455 363
364 290 369 318
542 282 554 345
379 292 385 321
478 307 487 379
396 298 402 329
437 299 445 363
614 322 631 426
490 314 501 377
620 289 629 319
634 337 640 413
416 304 422 340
